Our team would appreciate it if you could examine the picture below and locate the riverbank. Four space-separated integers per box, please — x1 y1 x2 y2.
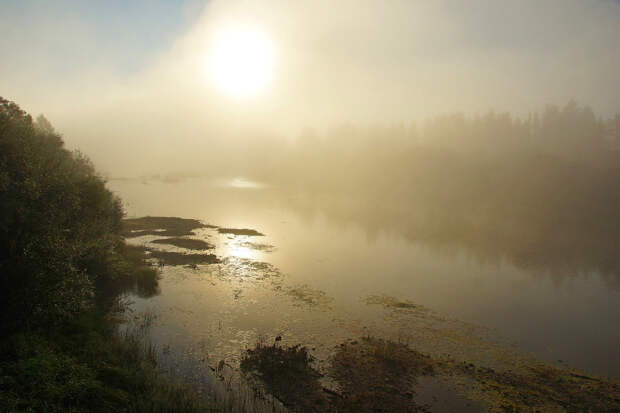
0 100 219 412
0 245 218 413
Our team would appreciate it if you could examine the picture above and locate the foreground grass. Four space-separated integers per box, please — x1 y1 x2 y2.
0 246 218 413
0 318 218 413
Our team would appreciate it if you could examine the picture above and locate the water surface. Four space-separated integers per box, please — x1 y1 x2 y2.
110 176 620 379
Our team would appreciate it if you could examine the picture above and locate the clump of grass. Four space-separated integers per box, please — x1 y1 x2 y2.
241 341 329 412
97 243 161 302
330 337 432 413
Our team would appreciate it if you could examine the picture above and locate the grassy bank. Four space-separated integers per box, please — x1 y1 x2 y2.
0 245 217 413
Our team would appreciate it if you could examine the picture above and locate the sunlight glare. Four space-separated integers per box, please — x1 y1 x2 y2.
206 26 275 99
226 242 258 260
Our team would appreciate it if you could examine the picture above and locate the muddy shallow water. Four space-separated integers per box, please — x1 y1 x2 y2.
110 176 620 392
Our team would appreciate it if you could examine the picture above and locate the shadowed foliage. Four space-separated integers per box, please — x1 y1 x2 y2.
0 97 124 331
0 98 217 412
241 342 329 412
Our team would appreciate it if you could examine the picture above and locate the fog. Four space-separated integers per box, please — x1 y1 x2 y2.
2 0 619 281
3 2 620 408
1 0 620 176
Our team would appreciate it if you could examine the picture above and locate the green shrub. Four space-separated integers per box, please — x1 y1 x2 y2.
0 98 124 331
0 98 213 412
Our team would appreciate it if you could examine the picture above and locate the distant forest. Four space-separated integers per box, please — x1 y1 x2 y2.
220 102 619 281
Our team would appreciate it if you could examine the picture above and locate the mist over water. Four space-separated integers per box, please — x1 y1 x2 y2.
110 156 620 379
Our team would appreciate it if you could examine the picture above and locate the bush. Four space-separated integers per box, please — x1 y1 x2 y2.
0 98 213 412
0 98 123 332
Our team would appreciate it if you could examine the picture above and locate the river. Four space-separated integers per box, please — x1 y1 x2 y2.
109 175 620 386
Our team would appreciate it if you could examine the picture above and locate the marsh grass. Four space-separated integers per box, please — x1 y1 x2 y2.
330 337 433 413
0 313 218 413
332 336 620 412
0 237 217 413
241 341 331 412
148 249 220 266
123 216 211 238
239 335 620 412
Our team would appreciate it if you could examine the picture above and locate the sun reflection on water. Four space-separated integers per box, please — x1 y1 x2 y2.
225 240 260 260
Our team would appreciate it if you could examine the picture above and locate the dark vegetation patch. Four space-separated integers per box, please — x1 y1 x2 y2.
148 250 220 266
240 338 435 413
242 335 620 413
218 227 264 236
330 337 434 413
123 216 212 238
152 237 215 250
96 244 161 305
0 317 217 413
0 98 217 412
241 342 329 412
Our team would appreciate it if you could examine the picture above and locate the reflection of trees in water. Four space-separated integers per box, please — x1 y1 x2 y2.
236 103 620 287
297 191 618 287
278 165 620 288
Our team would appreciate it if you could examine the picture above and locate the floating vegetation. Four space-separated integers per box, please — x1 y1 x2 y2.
456 362 620 412
240 334 620 412
152 237 214 250
284 284 333 309
123 216 213 238
148 250 220 266
241 337 435 413
365 294 418 310
333 337 620 412
218 227 265 236
330 337 434 413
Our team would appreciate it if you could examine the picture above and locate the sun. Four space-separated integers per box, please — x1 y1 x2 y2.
206 26 275 99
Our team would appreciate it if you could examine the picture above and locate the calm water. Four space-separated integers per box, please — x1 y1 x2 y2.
110 176 620 379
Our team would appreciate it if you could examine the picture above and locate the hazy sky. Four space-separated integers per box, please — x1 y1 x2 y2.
1 0 619 174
